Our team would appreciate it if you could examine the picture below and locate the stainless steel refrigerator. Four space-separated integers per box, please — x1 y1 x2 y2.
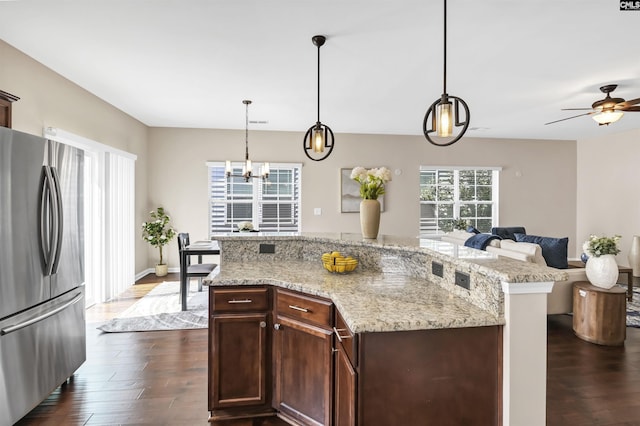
0 126 86 426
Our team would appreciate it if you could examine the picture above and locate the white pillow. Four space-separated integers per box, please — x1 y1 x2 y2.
500 240 547 266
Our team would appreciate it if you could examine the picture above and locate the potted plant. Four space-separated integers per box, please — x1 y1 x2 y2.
582 234 621 289
142 207 177 277
350 166 392 239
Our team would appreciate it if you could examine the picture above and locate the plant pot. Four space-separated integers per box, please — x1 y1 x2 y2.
585 254 619 289
155 263 168 277
360 199 381 239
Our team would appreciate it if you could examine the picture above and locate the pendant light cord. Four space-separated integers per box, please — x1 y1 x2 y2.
317 43 321 124
245 101 249 161
443 0 447 95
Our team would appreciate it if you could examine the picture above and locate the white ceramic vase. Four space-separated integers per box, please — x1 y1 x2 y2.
628 235 640 277
585 254 619 289
360 199 381 239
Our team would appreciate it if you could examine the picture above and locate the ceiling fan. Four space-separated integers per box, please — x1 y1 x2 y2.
545 84 640 126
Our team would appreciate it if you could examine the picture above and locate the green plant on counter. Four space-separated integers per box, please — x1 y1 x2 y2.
582 234 621 257
142 207 176 265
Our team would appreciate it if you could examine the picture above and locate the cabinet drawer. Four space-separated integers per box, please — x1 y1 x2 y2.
211 287 269 312
275 289 332 329
335 310 358 367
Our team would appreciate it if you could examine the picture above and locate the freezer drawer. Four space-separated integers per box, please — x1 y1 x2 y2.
0 287 86 426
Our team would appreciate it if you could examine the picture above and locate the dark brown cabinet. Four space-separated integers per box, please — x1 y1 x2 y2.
208 285 502 425
333 310 357 426
209 287 274 420
273 289 334 426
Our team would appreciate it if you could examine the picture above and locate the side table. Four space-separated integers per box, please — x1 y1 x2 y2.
572 281 626 346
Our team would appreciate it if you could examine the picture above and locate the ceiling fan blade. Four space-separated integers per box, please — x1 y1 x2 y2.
617 97 640 109
561 108 593 111
544 112 593 125
622 106 640 111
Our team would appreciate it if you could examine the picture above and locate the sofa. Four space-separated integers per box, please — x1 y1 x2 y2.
441 229 586 314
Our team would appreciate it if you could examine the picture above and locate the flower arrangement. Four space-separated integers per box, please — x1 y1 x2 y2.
141 207 176 265
582 234 621 258
350 166 392 200
237 221 254 232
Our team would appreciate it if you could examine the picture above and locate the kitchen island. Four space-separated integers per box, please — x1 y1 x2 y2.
205 233 564 425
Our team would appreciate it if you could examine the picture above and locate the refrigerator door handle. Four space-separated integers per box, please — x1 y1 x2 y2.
50 167 64 274
0 293 83 335
38 166 53 275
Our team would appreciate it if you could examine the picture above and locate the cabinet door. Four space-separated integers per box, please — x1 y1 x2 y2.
334 342 356 426
274 316 333 426
210 313 269 409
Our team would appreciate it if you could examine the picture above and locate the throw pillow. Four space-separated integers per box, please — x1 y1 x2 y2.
514 233 568 269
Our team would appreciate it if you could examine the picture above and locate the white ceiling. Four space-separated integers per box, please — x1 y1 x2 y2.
1 0 638 141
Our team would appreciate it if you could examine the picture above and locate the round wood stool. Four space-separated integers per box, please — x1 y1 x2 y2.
572 281 626 346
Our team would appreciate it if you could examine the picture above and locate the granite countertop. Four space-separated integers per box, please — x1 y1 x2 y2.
211 232 569 284
204 260 504 334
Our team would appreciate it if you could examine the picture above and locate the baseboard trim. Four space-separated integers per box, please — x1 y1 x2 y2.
135 267 180 281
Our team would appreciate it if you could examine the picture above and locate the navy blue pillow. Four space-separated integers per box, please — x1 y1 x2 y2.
514 233 568 269
467 226 481 234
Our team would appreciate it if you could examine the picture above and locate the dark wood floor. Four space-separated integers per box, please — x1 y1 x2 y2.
16 274 640 425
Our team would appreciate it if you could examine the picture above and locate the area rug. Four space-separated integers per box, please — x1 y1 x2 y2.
626 286 640 328
97 281 208 332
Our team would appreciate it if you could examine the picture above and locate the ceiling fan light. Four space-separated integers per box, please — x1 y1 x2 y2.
592 110 624 125
436 102 453 137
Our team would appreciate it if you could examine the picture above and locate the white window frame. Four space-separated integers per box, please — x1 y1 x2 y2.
206 161 302 235
419 166 501 236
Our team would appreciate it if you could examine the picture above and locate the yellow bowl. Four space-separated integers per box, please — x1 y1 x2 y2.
322 254 358 274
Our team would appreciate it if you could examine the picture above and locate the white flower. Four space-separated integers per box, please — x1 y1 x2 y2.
350 166 367 181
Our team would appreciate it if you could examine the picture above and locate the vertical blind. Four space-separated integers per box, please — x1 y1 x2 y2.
207 162 302 234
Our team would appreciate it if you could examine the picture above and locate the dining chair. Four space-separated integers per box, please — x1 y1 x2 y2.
177 233 217 292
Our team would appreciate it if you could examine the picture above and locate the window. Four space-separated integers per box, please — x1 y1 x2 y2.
207 162 302 235
419 167 500 235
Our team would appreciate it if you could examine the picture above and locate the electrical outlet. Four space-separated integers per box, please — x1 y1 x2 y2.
314 208 322 216
259 243 275 254
432 261 443 277
455 271 471 289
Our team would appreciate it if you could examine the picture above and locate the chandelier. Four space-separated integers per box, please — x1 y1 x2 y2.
225 100 269 181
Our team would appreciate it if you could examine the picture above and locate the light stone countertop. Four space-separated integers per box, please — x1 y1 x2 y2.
204 260 504 333
211 232 569 284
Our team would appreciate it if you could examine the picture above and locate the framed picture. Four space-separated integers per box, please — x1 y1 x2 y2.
340 168 384 213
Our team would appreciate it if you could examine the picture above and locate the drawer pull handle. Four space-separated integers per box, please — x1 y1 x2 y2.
288 304 309 313
228 299 253 304
260 321 267 328
333 327 350 342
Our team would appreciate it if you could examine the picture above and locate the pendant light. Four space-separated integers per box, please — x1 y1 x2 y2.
225 100 269 181
423 0 470 147
303 35 335 161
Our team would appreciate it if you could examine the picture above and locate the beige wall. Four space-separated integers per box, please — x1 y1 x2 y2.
577 128 640 262
150 128 579 269
0 40 150 273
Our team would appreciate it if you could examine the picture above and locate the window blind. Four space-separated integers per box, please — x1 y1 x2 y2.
207 162 301 235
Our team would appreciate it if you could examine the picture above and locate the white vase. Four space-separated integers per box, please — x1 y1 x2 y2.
628 235 640 277
360 199 381 239
585 254 619 289
155 263 168 277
